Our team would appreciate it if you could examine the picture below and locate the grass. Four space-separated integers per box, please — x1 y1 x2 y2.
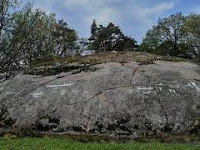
29 52 191 69
0 137 200 150
30 52 189 68
27 52 192 76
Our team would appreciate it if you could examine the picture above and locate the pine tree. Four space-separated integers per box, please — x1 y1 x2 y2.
88 21 137 52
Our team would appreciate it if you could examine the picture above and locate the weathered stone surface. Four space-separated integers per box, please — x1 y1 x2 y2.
0 61 200 138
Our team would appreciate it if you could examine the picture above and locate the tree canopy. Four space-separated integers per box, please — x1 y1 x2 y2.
88 20 137 52
140 13 200 59
0 1 78 78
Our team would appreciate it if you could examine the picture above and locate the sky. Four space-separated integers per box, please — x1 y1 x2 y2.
26 0 200 43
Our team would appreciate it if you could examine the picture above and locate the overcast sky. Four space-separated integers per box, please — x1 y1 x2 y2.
27 0 200 43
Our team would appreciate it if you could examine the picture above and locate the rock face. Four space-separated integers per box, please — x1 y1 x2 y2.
0 61 200 137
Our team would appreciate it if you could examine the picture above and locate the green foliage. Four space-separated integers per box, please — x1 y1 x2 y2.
0 0 20 77
184 14 200 59
0 1 78 78
53 20 78 57
88 20 137 52
140 13 199 59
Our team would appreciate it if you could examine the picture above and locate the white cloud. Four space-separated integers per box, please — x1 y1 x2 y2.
84 7 118 25
64 0 176 25
139 1 177 17
30 0 178 42
65 0 123 8
64 0 122 25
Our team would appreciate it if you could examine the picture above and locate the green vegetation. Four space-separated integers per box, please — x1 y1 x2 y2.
0 137 199 150
29 51 188 68
88 20 137 52
24 51 193 76
140 13 200 60
0 1 78 78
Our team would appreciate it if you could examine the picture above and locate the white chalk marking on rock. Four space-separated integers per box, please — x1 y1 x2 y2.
168 89 176 94
137 87 153 91
128 89 136 94
60 90 66 95
186 82 200 91
128 86 153 94
157 83 163 86
159 87 162 91
137 86 153 94
83 91 88 94
191 82 200 91
170 84 180 88
32 91 43 98
186 83 193 88
47 82 76 88
142 91 151 94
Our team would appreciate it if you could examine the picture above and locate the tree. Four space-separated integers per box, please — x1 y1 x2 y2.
53 20 78 57
88 21 137 52
141 13 193 57
88 20 100 51
0 2 79 79
0 0 17 35
0 0 19 77
12 5 78 61
184 14 200 58
7 4 57 65
140 27 161 53
91 20 98 37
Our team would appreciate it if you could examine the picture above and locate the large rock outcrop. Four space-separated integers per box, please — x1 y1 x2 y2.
0 59 200 138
